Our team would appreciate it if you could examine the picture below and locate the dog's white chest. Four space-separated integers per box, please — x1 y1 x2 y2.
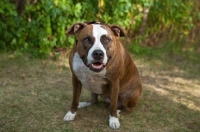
72 53 106 94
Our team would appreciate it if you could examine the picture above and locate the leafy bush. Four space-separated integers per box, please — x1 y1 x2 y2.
0 0 199 57
0 1 18 50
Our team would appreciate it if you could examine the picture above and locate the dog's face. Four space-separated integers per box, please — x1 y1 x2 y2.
66 22 127 72
76 24 113 72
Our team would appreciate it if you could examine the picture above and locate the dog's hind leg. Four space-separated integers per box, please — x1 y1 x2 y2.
123 89 141 111
78 93 98 109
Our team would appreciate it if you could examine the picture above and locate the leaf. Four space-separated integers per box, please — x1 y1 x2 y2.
198 13 200 20
0 8 4 14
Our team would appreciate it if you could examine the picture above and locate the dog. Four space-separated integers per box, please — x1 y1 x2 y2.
63 21 142 129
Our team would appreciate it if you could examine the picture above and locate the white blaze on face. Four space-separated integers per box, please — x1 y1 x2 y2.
87 24 108 64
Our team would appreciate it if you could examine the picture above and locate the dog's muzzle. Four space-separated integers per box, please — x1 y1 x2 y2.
87 49 106 72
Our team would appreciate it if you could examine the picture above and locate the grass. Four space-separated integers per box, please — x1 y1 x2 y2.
0 49 200 132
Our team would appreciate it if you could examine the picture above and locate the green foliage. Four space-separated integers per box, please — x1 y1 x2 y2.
0 1 18 50
0 0 198 57
22 0 79 57
147 0 194 35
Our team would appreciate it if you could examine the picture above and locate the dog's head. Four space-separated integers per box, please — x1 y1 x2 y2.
66 21 128 72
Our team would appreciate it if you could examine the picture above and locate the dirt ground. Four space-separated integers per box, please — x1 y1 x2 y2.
0 52 200 132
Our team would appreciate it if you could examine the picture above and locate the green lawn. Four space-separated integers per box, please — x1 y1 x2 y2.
0 52 200 132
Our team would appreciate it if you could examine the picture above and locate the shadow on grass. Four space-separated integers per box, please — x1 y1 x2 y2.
135 66 200 132
0 53 200 132
129 43 200 81
132 89 200 132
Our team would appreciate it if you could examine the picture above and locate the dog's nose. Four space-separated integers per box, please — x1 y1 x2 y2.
92 50 104 60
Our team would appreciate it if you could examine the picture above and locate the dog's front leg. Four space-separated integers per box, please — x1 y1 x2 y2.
78 92 98 109
63 74 82 121
109 79 120 129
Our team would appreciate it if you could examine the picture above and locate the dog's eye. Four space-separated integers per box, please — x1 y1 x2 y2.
83 37 90 43
82 36 95 46
84 38 89 42
105 37 111 43
101 35 111 44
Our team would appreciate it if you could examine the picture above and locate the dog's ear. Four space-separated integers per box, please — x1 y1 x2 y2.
109 25 129 39
66 23 87 35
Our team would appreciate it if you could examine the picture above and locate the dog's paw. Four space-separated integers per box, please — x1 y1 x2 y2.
63 111 76 121
78 102 91 109
109 115 120 129
117 110 121 117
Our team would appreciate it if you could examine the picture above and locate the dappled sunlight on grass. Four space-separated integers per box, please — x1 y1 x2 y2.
136 56 200 112
0 52 200 131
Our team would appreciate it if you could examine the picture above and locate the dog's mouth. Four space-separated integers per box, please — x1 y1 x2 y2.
88 62 106 72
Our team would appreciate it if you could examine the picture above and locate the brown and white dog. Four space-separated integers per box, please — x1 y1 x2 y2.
63 21 142 129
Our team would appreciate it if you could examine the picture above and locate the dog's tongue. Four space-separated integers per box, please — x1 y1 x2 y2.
92 62 103 69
